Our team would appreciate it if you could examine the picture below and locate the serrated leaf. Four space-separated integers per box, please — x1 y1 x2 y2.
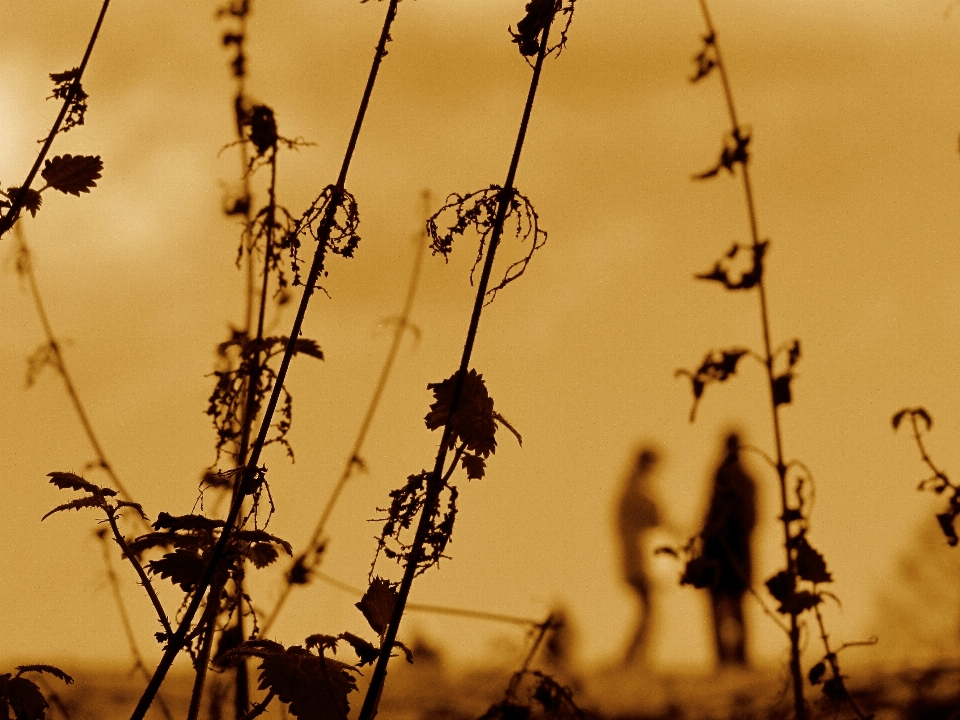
338 632 379 667
303 635 340 654
41 496 104 521
7 677 47 720
14 667 72 685
147 548 206 592
257 647 358 720
40 155 102 196
293 338 324 361
461 453 486 480
425 369 499 458
47 472 112 495
244 543 279 569
356 578 397 636
794 535 832 584
5 187 42 218
114 500 148 520
234 530 292 557
153 512 223 533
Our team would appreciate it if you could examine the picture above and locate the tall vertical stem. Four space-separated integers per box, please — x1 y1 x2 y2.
357 13 556 720
126 4 401 718
695 2 806 717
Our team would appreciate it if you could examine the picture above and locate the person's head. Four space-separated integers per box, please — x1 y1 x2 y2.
724 431 742 457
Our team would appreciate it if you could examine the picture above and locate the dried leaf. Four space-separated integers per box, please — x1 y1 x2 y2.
356 578 397 636
40 155 103 196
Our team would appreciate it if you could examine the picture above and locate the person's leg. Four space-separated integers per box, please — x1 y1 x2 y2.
623 578 651 665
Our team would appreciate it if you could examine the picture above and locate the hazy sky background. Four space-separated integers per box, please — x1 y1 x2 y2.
3 0 960 677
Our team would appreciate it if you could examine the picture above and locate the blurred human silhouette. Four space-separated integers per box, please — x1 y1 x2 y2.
700 432 757 667
616 446 662 666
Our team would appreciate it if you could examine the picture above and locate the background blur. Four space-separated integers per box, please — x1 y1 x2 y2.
3 0 960 676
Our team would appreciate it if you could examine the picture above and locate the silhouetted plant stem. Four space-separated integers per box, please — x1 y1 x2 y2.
104 501 173 637
14 226 148 531
357 12 556 720
237 691 274 720
127 3 401 718
811 605 874 720
95 530 175 720
260 189 430 637
0 0 111 238
694 3 805 716
187 577 227 720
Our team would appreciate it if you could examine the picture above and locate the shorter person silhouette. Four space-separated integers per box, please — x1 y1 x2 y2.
616 446 662 666
700 432 757 667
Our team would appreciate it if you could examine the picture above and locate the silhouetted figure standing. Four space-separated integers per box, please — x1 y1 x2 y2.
701 432 757 667
617 447 661 666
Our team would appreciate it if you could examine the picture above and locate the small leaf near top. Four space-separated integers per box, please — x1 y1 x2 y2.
40 155 103 196
356 577 397 636
47 471 114 496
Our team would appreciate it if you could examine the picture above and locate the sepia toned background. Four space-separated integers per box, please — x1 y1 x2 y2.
3 0 960 677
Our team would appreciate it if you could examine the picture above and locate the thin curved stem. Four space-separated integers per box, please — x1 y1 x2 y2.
15 226 150 532
0 0 111 238
96 531 174 720
105 509 172 637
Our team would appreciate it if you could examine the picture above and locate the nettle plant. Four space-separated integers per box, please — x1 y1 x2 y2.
667 2 874 719
892 408 960 547
15 2 586 720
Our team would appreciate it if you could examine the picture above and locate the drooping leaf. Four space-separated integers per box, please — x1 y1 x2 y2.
5 677 47 720
293 338 324 361
14 667 72 685
356 578 397 636
772 373 793 407
234 530 293 557
808 661 827 686
425 369 498 458
245 543 279 569
338 632 379 667
41 496 104 521
937 512 959 546
4 187 42 218
153 512 223 533
147 548 207 592
47 471 112 495
257 646 358 720
794 534 832 584
40 155 103 196
461 453 486 481
114 500 148 520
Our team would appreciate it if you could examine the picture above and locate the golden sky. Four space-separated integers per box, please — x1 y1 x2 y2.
3 0 960 675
